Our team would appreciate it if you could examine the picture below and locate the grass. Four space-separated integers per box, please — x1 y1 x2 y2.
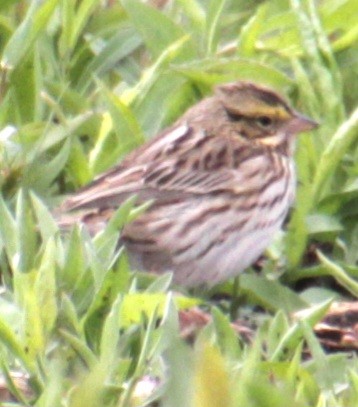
0 0 357 406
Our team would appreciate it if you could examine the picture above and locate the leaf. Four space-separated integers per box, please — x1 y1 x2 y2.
9 51 39 123
83 252 129 348
0 194 17 266
306 213 343 237
312 106 358 201
68 0 99 51
265 311 290 358
118 293 199 327
77 27 142 92
193 344 232 407
161 337 193 407
35 238 58 334
0 0 20 12
25 138 71 191
176 0 205 32
66 136 92 185
270 298 333 361
15 190 36 273
30 192 59 242
93 195 140 252
1 0 58 69
145 273 173 293
211 307 242 360
317 251 358 298
238 3 268 57
291 0 344 124
176 58 292 90
15 271 46 362
61 227 87 292
299 287 339 305
132 73 187 136
301 321 348 391
90 86 145 174
121 0 196 60
45 80 90 114
59 329 97 368
240 274 308 312
99 295 122 367
121 35 192 107
0 316 34 373
205 0 227 55
34 112 95 156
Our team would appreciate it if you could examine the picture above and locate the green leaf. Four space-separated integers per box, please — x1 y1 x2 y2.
9 51 40 123
240 274 308 312
193 344 231 407
85 250 128 314
15 271 46 362
0 194 17 266
306 213 343 237
176 0 206 33
68 0 99 51
270 299 333 361
46 81 90 114
211 307 242 360
34 112 95 156
16 190 36 273
119 293 199 327
265 311 290 358
312 106 358 201
59 329 97 368
25 138 71 192
61 227 87 292
60 293 81 334
35 238 58 334
161 336 193 407
93 195 139 252
1 0 58 69
0 316 34 372
121 0 196 61
30 192 58 242
291 0 344 124
145 273 173 293
301 321 348 391
176 58 292 90
99 295 122 367
77 27 142 92
66 137 92 186
0 0 21 12
205 0 227 55
132 73 187 136
90 85 145 174
317 251 358 298
238 3 268 57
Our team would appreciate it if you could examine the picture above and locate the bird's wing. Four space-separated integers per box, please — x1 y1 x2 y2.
61 157 269 214
60 164 147 211
60 123 270 212
60 162 233 211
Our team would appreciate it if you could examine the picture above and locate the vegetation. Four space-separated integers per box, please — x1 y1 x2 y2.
0 0 357 405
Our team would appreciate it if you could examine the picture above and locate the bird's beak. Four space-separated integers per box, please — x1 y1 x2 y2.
290 112 319 133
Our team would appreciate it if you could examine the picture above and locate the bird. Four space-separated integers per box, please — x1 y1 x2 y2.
57 81 318 287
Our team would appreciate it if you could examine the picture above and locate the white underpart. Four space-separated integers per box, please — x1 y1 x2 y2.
169 157 296 287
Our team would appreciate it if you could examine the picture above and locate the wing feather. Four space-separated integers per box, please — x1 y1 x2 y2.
60 125 270 212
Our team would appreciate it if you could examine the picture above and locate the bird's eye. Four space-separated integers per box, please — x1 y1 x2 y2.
257 116 273 128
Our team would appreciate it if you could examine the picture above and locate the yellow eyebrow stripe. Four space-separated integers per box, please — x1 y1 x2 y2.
250 105 291 120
